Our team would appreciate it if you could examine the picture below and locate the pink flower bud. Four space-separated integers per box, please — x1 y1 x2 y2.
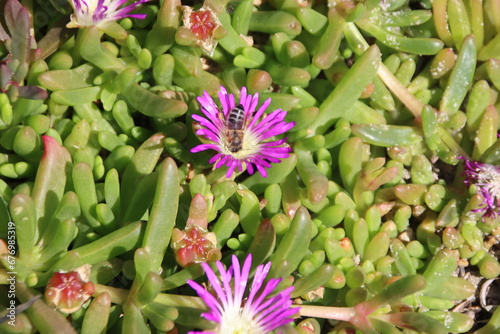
171 226 221 268
45 265 94 314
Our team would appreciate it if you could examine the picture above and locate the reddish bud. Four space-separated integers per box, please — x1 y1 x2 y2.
45 264 94 314
189 10 216 41
340 237 352 250
171 226 221 268
360 82 375 98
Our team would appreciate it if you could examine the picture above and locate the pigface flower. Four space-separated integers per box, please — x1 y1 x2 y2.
67 0 149 28
171 193 222 268
462 158 500 220
191 86 295 178
181 5 222 56
171 225 221 268
187 254 298 334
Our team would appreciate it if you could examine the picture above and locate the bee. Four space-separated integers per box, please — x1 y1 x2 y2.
224 104 246 153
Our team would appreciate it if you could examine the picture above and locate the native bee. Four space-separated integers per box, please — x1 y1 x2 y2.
224 104 246 153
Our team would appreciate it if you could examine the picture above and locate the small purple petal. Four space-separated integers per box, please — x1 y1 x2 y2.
197 94 220 118
248 98 273 129
246 162 255 175
218 86 234 116
239 86 250 109
251 156 274 168
258 149 292 159
190 144 220 153
259 138 290 147
255 163 267 177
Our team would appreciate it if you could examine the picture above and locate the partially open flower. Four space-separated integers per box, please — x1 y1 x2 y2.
171 193 221 267
181 5 222 56
187 254 298 334
171 225 221 268
44 264 95 314
67 0 149 28
191 86 295 178
462 158 500 220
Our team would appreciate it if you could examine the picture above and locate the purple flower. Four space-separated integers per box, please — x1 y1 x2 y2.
462 158 500 219
67 0 149 28
191 86 295 178
187 254 298 334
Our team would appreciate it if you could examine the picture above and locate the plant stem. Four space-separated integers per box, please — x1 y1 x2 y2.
94 283 208 309
377 64 424 119
298 305 356 322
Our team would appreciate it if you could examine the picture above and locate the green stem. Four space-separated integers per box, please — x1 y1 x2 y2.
437 126 470 159
343 23 424 119
299 305 356 322
377 64 424 118
94 284 207 310
94 284 129 305
154 293 207 310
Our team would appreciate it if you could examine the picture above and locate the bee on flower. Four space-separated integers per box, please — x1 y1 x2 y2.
191 86 295 178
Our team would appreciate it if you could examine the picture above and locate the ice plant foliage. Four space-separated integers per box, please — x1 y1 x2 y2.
462 158 500 219
187 254 298 334
67 0 149 28
191 86 295 178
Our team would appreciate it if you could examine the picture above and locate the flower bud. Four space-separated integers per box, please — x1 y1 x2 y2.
171 225 221 268
45 264 94 314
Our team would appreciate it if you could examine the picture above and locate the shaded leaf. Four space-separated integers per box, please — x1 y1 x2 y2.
36 16 77 60
0 63 13 89
17 86 48 100
6 0 32 64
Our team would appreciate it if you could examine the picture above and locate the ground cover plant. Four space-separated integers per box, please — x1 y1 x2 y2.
1 0 500 333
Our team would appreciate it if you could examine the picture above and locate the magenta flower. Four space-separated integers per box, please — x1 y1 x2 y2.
191 86 295 178
462 158 500 219
67 0 149 28
187 254 298 334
